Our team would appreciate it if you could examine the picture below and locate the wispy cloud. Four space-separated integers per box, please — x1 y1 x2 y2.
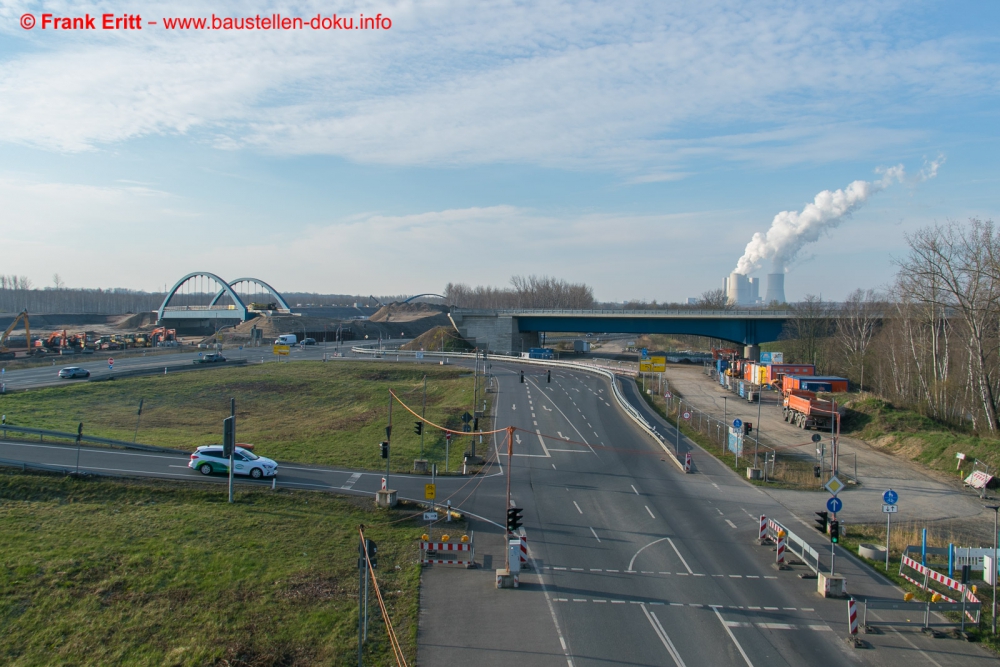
1 0 995 171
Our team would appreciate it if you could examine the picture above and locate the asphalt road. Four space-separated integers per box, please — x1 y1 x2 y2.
418 361 995 667
0 351 993 665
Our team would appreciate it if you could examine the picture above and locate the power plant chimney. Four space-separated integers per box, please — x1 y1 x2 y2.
765 273 786 304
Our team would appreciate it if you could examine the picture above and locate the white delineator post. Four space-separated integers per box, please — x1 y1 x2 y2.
684 452 692 473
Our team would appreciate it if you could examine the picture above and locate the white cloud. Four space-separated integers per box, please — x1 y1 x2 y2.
0 0 995 170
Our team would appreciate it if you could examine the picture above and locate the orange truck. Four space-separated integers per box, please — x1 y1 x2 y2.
782 375 849 395
783 392 840 430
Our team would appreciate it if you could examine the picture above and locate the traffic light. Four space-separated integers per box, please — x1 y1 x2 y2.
813 465 821 478
743 422 753 435
366 539 378 569
961 565 971 585
547 370 551 383
414 421 423 436
520 370 524 383
379 441 389 459
814 511 828 533
76 422 83 444
506 507 523 533
222 416 235 457
829 520 840 543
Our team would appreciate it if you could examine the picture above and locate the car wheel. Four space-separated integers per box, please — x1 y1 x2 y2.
84 371 90 378
250 468 263 479
199 462 213 475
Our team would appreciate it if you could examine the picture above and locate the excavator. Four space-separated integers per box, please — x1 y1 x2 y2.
0 310 40 360
150 327 177 345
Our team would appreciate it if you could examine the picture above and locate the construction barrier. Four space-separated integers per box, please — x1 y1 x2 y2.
420 540 475 567
759 515 767 542
848 598 858 635
861 597 981 632
518 534 529 566
761 517 822 574
899 554 980 623
684 453 692 472
775 529 786 565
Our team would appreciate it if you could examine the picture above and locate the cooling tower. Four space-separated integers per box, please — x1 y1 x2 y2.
727 272 751 305
765 273 786 304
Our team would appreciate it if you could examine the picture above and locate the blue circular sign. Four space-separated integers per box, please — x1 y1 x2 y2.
827 496 843 513
883 489 898 505
733 418 743 428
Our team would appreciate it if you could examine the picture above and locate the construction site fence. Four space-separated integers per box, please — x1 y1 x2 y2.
898 553 981 625
664 395 777 473
903 545 995 573
860 596 981 632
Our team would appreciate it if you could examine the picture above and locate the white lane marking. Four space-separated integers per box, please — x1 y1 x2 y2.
341 472 362 490
573 501 583 514
532 413 536 418
594 431 599 437
725 520 738 529
645 505 656 519
527 377 596 455
536 430 551 457
533 421 538 426
711 606 755 667
641 604 687 667
667 537 693 574
628 536 669 572
716 508 724 515
712 482 719 489
552 464 557 469
559 637 566 650
590 527 601 542
512 404 516 410
631 484 639 495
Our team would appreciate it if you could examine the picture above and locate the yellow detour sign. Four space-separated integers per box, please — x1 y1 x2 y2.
639 356 667 372
425 483 436 500
272 344 290 356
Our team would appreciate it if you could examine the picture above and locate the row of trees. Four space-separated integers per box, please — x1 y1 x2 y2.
781 218 1000 434
446 275 596 309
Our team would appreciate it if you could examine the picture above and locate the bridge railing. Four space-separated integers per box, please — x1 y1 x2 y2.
451 308 797 317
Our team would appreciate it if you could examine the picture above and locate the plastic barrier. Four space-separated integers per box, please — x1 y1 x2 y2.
848 598 858 635
899 554 980 623
684 453 692 472
759 515 767 542
762 517 822 574
775 530 787 565
420 540 475 567
861 597 981 632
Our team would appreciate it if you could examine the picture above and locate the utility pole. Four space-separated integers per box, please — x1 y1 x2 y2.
385 393 393 488
358 527 365 667
133 398 144 443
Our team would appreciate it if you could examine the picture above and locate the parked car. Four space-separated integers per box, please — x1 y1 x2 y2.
188 446 277 479
302 338 316 345
193 353 226 364
57 367 90 379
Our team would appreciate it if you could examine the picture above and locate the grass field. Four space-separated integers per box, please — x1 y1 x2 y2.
0 361 491 472
0 470 438 666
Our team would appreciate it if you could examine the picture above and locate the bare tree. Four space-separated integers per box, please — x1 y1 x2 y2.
697 288 730 310
835 288 883 392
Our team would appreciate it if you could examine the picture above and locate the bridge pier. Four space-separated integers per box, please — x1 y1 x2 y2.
744 345 760 362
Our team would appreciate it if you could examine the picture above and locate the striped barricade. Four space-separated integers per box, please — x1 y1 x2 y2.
775 529 787 565
517 534 529 567
899 554 980 623
758 515 767 542
848 598 858 635
420 540 475 568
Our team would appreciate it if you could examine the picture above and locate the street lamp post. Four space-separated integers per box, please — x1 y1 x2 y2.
985 504 1000 635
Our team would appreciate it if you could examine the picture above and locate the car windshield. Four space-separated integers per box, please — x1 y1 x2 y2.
239 449 259 460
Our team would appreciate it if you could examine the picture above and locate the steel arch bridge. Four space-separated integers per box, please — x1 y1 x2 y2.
209 277 292 312
157 273 289 322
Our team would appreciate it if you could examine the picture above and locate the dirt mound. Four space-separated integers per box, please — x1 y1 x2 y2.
369 302 449 323
401 326 473 352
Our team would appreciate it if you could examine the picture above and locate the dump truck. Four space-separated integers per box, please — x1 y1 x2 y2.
782 391 841 430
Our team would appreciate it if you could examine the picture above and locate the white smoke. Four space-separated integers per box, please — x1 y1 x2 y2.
733 159 941 275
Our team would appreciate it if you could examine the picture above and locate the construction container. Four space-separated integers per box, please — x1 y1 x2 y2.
782 375 849 394
764 363 815 385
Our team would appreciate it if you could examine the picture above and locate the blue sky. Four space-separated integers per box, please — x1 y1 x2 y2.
1 0 998 302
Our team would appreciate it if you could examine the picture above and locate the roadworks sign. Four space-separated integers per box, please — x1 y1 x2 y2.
272 344 290 356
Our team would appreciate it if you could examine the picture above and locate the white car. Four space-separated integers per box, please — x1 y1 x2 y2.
188 446 277 479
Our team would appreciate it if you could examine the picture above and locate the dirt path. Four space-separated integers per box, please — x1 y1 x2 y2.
662 365 991 538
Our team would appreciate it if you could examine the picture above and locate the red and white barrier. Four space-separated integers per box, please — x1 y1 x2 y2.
847 598 858 635
684 453 692 473
517 534 529 565
899 554 980 620
420 540 474 567
381 476 386 490
775 530 786 565
758 515 767 542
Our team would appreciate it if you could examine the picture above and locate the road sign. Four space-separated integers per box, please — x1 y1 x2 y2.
461 412 472 423
733 418 743 429
826 496 843 513
272 344 290 356
664 390 672 399
811 434 822 443
108 358 114 365
882 504 898 513
415 351 424 359
425 483 436 500
423 512 438 521
641 348 649 358
682 411 691 420
463 424 471 432
824 476 845 496
882 489 898 505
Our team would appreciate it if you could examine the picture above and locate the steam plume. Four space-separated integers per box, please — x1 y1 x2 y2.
733 158 942 275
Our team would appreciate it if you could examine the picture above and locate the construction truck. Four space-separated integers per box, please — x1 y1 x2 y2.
150 327 177 346
782 391 841 430
0 310 41 360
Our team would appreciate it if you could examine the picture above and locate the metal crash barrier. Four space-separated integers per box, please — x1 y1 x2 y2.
761 515 822 574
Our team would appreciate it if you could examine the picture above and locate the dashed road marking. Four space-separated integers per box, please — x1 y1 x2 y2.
646 505 656 519
725 520 738 529
573 501 583 514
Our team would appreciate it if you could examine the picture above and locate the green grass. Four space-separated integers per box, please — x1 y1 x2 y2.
0 362 489 472
0 470 442 666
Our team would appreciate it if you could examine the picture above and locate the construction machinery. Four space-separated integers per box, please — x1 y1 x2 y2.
783 391 840 430
0 310 39 360
150 327 177 345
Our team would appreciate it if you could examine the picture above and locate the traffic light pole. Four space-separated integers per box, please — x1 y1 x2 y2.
506 425 514 571
386 393 393 489
229 398 235 504
421 375 426 459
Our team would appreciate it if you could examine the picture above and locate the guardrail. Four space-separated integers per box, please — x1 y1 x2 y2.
0 424 184 454
351 347 686 472
860 596 980 632
762 515 822 575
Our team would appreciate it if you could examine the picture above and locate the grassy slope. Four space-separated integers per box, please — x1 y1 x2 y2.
0 362 487 472
840 395 1000 481
0 470 434 666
